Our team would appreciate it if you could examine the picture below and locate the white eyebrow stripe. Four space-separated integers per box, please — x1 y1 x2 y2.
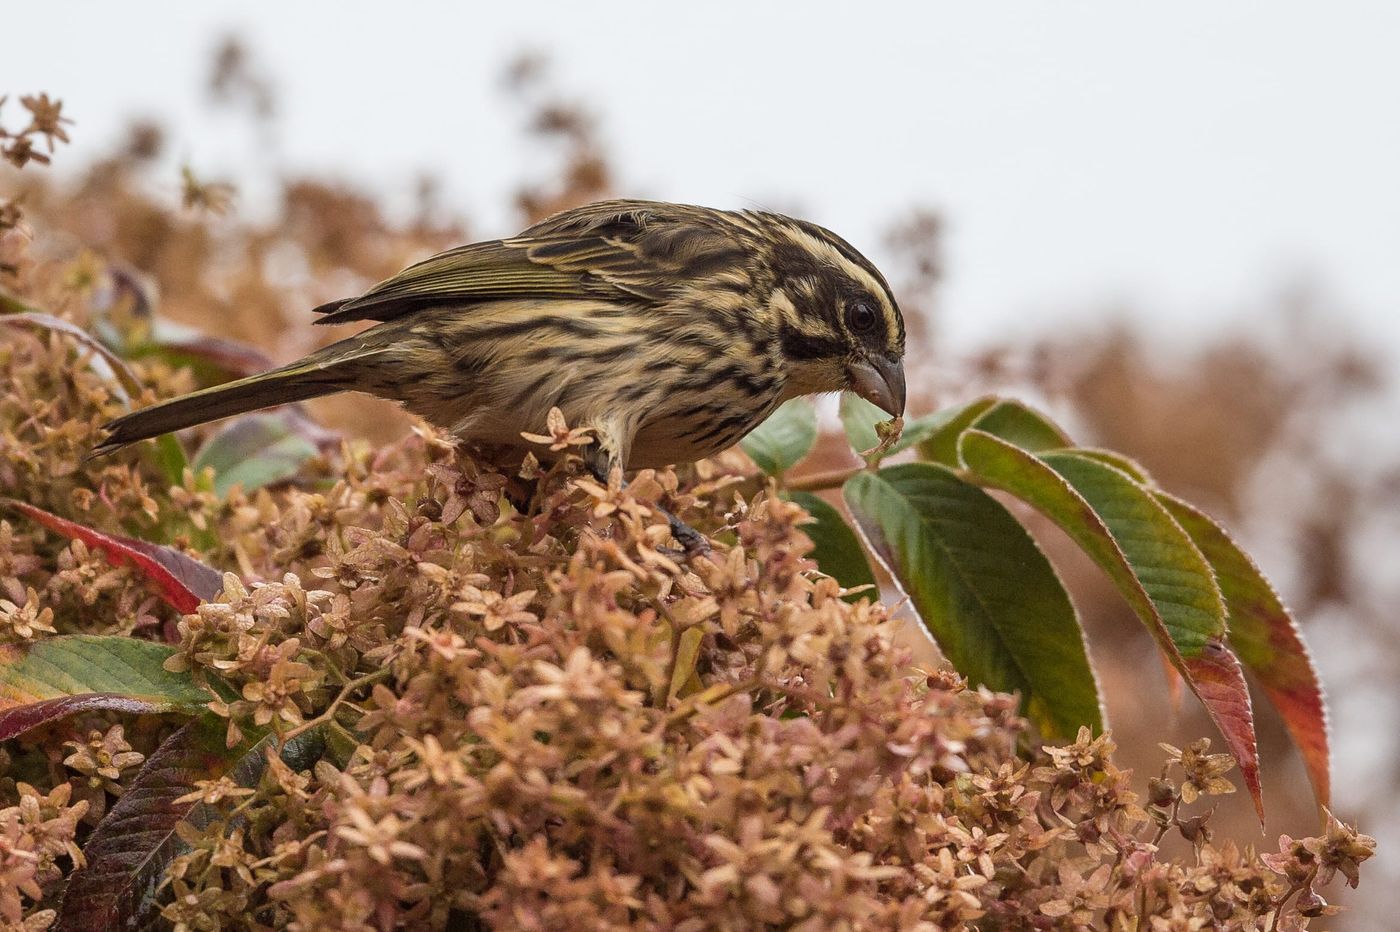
783 226 901 339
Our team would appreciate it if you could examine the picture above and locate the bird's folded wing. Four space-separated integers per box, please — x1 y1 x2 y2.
313 240 604 324
313 204 733 325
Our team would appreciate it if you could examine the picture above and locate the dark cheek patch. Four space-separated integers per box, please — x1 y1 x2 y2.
778 321 843 361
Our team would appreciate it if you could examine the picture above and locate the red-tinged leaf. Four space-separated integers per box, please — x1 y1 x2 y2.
55 716 234 930
0 309 144 401
1159 492 1330 809
127 318 275 384
1159 650 1185 717
2 695 176 744
55 717 324 931
1183 641 1263 825
958 432 1263 822
0 635 210 741
3 499 223 613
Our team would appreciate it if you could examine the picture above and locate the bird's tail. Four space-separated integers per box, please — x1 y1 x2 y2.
92 343 384 457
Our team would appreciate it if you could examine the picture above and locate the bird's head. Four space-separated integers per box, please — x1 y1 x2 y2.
758 215 907 418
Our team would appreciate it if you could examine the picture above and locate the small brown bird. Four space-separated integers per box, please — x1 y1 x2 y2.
96 200 906 547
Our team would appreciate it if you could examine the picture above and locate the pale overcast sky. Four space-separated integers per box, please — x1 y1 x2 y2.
6 1 1399 352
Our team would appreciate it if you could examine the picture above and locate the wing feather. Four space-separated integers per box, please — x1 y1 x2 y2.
314 200 745 326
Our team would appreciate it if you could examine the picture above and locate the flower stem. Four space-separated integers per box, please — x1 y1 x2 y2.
282 668 391 743
785 466 862 493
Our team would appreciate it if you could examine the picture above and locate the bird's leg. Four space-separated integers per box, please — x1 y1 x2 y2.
453 440 537 514
583 444 710 557
502 475 535 515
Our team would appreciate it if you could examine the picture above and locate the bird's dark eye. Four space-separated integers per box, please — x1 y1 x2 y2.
846 302 877 334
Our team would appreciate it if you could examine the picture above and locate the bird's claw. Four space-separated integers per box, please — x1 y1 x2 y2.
666 513 711 559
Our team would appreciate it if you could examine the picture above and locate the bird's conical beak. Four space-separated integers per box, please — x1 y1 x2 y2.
847 356 906 418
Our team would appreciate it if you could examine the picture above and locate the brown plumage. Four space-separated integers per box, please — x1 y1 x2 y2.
95 200 906 544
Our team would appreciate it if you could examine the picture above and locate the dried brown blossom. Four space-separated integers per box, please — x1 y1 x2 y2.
0 587 56 642
179 165 235 216
1263 810 1376 895
519 405 595 453
18 94 70 146
0 783 88 924
63 724 145 794
0 85 1371 930
1161 738 1237 803
427 463 507 527
1316 810 1376 888
1 94 71 169
0 197 25 235
173 776 256 808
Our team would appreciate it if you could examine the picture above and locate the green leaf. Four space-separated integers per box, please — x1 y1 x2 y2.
739 398 817 476
193 411 320 497
1038 451 1226 653
958 432 1262 821
916 396 1000 466
786 491 877 600
844 463 1101 740
151 433 190 487
1067 448 1155 484
0 635 211 741
960 434 1227 653
1159 492 1330 809
838 393 886 458
967 399 1071 454
844 395 1008 465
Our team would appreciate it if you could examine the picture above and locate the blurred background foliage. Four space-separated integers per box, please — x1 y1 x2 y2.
4 30 1395 926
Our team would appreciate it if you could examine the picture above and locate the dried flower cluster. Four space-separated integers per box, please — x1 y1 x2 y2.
1 94 70 171
0 300 1375 929
0 94 71 241
1 94 1374 930
0 781 88 928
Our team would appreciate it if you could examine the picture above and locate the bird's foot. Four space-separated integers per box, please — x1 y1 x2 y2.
583 445 710 559
663 509 711 559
